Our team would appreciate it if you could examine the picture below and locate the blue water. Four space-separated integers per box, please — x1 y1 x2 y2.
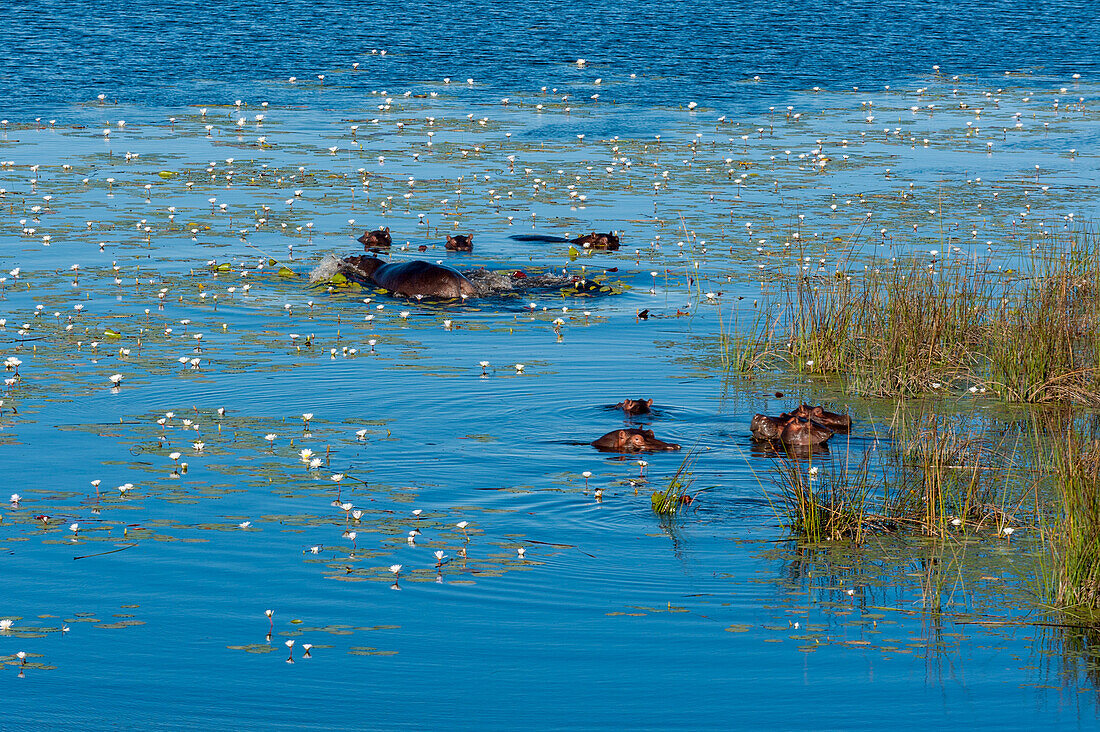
6 0 1099 113
2 1 1100 729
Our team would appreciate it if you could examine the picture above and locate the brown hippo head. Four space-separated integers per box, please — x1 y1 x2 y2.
791 404 852 431
750 413 789 441
616 398 654 415
445 234 473 252
572 232 620 250
342 255 386 279
780 416 834 447
592 428 680 453
357 227 392 250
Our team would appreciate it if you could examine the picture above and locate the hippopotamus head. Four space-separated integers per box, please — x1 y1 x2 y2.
750 413 788 441
357 227 391 250
780 417 834 447
616 398 653 415
592 428 680 453
573 232 620 250
445 234 473 252
342 255 385 278
790 404 852 431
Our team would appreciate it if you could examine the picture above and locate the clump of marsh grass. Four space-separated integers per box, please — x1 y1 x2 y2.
767 448 881 544
720 303 780 373
988 234 1100 406
764 406 1035 544
787 256 995 396
1037 421 1100 618
651 450 700 515
883 407 1030 535
727 226 1100 406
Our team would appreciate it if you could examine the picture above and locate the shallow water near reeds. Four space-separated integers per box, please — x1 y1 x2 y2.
3 2 1100 728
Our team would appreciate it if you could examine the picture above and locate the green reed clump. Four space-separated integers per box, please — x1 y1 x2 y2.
778 255 995 395
884 408 1027 535
764 406 1033 543
787 273 859 374
729 227 1100 406
988 234 1100 406
1038 425 1100 617
651 450 699 515
858 261 995 396
720 303 780 372
768 449 878 544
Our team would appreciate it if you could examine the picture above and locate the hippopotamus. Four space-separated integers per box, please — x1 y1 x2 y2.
445 234 473 252
751 413 834 447
592 428 680 453
572 232 620 250
357 227 391 250
342 255 476 299
750 414 789 442
789 404 852 431
779 416 834 447
615 398 653 415
511 231 621 250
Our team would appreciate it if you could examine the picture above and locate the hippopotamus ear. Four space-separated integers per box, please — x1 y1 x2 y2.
466 233 473 242
383 226 389 233
446 235 454 244
645 398 654 408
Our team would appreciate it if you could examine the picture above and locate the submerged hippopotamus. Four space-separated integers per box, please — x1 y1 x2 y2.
445 234 473 252
592 428 680 453
750 413 834 447
779 416 834 447
357 227 392 250
788 404 852 431
511 231 621 250
615 398 654 415
750 414 789 442
572 232 620 250
342 255 476 299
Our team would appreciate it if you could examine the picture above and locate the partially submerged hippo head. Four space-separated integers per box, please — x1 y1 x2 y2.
616 398 654 415
790 404 852 431
592 428 680 453
780 416 834 447
445 234 473 252
357 227 392 250
343 255 385 278
572 232 620 250
750 413 788 442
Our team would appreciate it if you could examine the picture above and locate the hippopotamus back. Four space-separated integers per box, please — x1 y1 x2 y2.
368 259 476 299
